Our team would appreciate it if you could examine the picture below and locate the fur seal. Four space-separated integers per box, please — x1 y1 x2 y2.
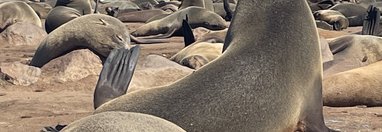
324 35 382 76
0 1 41 32
308 0 335 11
132 6 227 38
170 42 223 69
93 0 331 131
61 111 186 132
178 0 214 11
323 60 382 107
45 0 93 33
27 2 52 19
30 14 131 68
313 10 349 30
328 2 368 26
116 9 171 23
54 0 92 14
44 6 82 33
212 2 236 19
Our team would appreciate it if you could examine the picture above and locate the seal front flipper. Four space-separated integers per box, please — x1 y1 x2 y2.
93 46 140 109
182 15 195 47
362 5 380 35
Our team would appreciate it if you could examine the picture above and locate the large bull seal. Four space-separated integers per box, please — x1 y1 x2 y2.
91 0 332 131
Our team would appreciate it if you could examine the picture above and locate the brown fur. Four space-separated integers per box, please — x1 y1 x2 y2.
323 60 382 107
94 0 330 131
171 42 223 69
0 1 41 32
62 112 186 132
30 14 130 68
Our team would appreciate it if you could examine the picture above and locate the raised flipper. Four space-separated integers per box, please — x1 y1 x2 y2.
223 0 233 21
362 5 380 35
93 46 140 109
182 15 195 47
130 35 170 44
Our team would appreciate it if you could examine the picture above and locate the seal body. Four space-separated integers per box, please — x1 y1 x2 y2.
61 112 186 132
132 6 227 37
0 1 41 32
30 14 131 68
171 42 223 69
95 0 330 131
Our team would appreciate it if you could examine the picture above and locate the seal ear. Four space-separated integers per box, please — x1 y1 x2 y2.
182 14 195 47
93 46 140 109
362 5 380 35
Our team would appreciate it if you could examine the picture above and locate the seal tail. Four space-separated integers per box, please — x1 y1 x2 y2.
93 46 140 109
362 5 380 35
182 15 196 47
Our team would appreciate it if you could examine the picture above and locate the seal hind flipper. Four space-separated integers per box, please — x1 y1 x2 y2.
93 46 140 109
182 15 196 47
362 5 380 35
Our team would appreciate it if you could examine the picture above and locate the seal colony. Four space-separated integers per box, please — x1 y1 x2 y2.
62 0 332 131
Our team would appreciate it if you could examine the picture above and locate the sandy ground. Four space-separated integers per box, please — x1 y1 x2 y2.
0 22 381 132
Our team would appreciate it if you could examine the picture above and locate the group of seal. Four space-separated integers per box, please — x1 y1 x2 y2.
61 0 333 131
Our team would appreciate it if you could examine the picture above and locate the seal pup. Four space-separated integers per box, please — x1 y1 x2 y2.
132 6 227 38
94 0 331 131
0 1 41 32
61 112 186 132
323 35 382 76
30 14 131 68
323 60 382 107
313 10 349 30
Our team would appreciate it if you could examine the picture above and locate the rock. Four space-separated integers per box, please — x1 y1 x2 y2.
0 62 41 86
128 55 193 92
41 49 102 82
0 22 47 46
